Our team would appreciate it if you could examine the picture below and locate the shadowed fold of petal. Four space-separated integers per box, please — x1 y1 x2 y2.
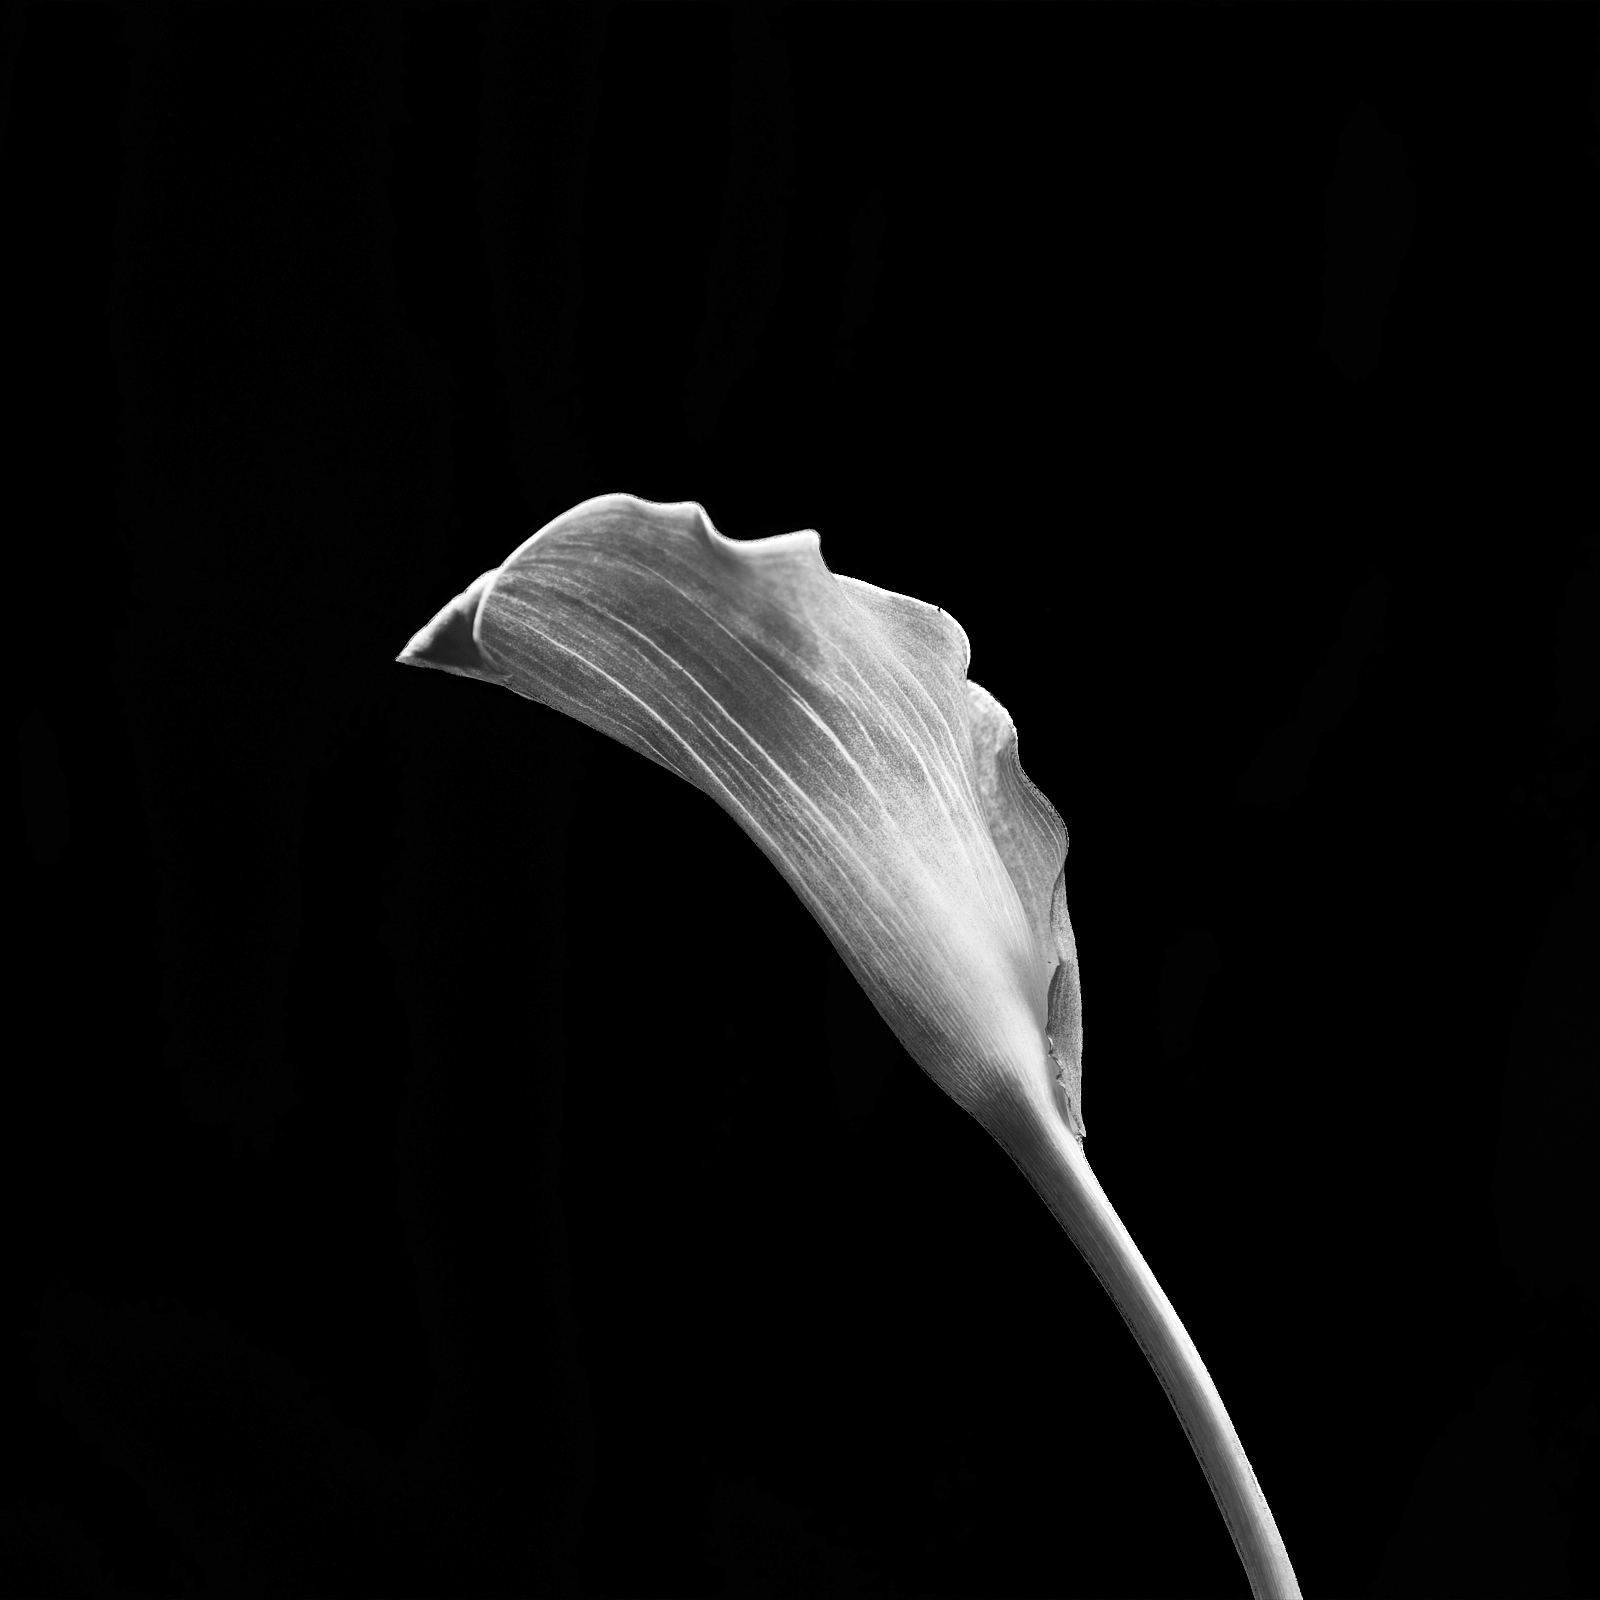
399 493 1084 1141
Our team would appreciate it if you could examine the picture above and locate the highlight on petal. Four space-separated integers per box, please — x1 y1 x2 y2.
397 493 1080 1141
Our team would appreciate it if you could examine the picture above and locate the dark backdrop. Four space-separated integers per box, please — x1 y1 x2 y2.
4 4 1597 1597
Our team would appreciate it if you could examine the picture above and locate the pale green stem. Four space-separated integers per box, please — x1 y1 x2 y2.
1001 1105 1301 1600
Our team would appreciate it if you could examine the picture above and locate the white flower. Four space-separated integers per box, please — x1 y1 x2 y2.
398 492 1085 1149
398 492 1299 1600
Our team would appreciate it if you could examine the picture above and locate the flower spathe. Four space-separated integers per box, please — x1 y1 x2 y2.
398 494 1306 1600
397 493 1085 1146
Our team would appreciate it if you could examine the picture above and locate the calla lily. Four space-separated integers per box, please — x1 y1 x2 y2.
397 493 1300 1600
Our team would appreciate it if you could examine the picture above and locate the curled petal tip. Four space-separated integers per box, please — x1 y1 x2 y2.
396 570 509 682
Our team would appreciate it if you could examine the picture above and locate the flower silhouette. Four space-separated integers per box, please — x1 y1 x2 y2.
398 493 1298 1600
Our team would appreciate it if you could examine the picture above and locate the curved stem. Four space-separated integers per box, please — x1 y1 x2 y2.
995 1100 1301 1600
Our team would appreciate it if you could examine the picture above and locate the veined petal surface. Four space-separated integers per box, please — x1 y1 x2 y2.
399 493 1082 1138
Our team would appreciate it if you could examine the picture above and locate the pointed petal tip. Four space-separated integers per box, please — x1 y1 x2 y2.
395 571 509 681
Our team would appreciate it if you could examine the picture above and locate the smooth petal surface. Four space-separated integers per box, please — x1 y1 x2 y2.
398 493 1084 1140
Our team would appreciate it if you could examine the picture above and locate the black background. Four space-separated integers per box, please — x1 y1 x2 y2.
4 3 1598 1597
